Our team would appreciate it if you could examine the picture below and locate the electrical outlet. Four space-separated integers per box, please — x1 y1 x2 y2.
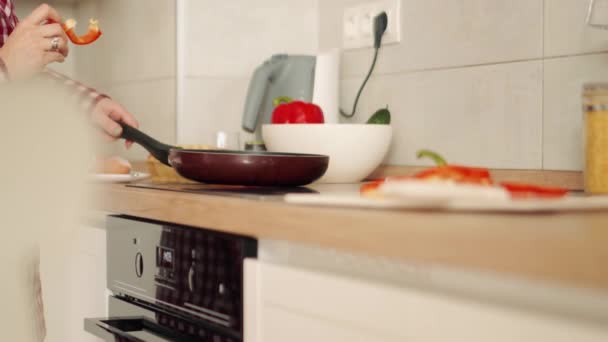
343 0 401 50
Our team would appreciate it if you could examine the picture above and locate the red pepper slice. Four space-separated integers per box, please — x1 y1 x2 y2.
271 96 325 124
360 150 492 195
62 18 102 45
501 182 568 199
413 165 492 185
413 150 492 185
360 179 389 195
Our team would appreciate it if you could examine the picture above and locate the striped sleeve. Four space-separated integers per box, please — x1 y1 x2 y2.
44 69 109 113
0 56 9 82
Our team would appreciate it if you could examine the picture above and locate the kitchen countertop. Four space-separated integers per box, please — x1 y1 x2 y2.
95 182 608 292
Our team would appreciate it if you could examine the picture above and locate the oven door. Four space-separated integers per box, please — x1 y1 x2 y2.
85 296 241 342
85 316 191 342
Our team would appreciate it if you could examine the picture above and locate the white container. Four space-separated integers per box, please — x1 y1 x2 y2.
262 124 393 184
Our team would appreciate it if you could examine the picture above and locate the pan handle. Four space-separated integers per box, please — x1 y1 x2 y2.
119 122 174 166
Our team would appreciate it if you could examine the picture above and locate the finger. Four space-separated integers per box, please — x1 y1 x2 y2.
42 35 69 57
106 103 139 128
23 4 62 26
100 133 118 143
91 111 124 138
125 140 134 149
43 51 65 65
39 23 64 37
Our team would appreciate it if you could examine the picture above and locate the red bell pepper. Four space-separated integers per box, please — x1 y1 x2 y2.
271 96 324 124
62 18 102 45
501 182 568 199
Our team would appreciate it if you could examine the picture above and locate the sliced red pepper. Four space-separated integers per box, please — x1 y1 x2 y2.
413 165 492 185
414 150 492 185
271 96 325 124
62 18 102 45
501 182 568 199
360 179 388 195
361 150 569 200
360 150 492 195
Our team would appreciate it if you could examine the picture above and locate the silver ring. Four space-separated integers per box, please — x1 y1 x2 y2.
50 37 60 51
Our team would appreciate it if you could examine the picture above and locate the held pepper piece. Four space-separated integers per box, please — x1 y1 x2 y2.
62 18 102 45
271 96 325 124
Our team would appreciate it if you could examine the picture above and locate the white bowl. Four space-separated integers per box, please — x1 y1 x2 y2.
262 124 393 184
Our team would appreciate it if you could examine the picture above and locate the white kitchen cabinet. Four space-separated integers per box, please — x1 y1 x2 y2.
41 213 108 342
65 223 107 342
245 258 608 342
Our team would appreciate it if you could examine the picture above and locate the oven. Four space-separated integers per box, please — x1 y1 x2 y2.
85 215 257 341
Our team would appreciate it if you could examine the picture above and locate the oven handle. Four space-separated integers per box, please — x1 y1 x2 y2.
84 316 176 342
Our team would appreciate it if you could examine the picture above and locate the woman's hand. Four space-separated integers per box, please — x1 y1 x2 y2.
91 97 139 149
0 4 69 80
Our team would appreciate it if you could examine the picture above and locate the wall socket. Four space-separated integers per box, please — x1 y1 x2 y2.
343 0 401 50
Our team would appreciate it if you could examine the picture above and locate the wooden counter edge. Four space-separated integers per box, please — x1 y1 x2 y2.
96 184 608 293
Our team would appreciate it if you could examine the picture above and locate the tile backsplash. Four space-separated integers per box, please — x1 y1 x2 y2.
322 0 608 171
42 0 608 170
340 61 543 169
77 0 176 160
177 0 319 145
179 0 608 171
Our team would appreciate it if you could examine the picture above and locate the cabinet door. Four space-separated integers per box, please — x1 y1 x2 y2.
245 260 608 342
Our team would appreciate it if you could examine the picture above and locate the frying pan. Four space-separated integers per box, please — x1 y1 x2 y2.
119 123 329 186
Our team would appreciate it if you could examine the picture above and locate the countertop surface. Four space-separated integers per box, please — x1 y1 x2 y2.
95 182 608 292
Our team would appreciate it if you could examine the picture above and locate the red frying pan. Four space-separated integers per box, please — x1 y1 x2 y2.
119 123 329 186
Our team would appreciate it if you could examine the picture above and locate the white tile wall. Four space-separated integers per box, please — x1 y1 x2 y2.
543 54 608 170
80 0 176 86
103 79 176 159
179 77 250 144
184 0 319 78
179 0 320 144
320 0 543 77
73 0 177 160
341 61 543 169
317 0 608 170
40 0 608 169
545 0 608 57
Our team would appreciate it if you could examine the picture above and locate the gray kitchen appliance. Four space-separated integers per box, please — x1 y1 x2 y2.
84 215 257 341
242 52 340 137
242 54 315 136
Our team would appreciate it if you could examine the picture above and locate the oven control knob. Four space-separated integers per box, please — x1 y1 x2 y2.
135 252 144 278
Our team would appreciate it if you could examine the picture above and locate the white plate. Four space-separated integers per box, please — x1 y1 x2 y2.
285 193 608 213
446 196 608 213
89 172 151 183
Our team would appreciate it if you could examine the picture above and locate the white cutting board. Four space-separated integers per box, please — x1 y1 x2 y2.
284 193 608 213
284 194 447 210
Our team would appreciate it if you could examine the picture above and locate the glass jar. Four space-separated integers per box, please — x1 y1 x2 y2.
583 83 608 194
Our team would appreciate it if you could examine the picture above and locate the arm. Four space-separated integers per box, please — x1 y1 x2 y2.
44 69 139 147
1 3 138 145
44 69 108 112
0 4 67 81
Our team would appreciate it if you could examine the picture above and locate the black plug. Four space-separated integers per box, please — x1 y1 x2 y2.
373 11 388 49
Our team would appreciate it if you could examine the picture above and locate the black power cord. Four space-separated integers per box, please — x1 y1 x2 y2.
340 11 388 118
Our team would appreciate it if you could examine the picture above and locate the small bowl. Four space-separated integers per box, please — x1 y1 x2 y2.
262 124 392 184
